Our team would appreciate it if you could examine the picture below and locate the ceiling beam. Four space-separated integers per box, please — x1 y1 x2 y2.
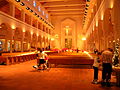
49 10 84 15
46 6 85 11
37 0 84 2
42 1 86 7
50 13 84 16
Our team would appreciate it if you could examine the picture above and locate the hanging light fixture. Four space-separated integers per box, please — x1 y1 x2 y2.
15 0 20 2
86 4 89 7
30 9 33 12
26 7 30 10
20 2 25 6
87 0 90 2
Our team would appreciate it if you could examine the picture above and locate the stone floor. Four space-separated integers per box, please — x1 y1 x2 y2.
0 60 120 90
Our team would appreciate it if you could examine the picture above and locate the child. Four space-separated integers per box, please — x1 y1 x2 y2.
92 52 101 84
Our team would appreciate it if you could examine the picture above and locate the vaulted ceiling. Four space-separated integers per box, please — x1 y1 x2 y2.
37 0 87 16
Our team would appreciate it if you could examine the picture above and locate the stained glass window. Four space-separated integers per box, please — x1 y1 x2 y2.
33 1 36 7
38 6 41 12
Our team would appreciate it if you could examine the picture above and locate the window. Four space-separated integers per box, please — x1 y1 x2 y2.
42 11 44 15
38 6 41 12
46 14 48 19
33 1 36 7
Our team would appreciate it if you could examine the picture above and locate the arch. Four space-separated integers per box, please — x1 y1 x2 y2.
31 33 37 48
24 30 31 42
0 23 12 39
61 18 76 49
61 17 76 22
14 27 23 41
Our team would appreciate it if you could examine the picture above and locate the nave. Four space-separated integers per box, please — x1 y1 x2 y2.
0 52 119 90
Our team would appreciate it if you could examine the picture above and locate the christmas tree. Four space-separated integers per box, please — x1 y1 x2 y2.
112 42 119 67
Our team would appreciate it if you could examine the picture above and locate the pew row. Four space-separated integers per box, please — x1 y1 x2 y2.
0 54 37 65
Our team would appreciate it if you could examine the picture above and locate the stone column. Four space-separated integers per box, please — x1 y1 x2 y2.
21 32 25 52
10 40 12 53
30 33 33 51
36 34 38 50
5 39 8 51
10 29 14 53
113 0 120 40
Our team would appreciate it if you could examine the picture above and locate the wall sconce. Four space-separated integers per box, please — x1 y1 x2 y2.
37 33 39 36
31 31 33 35
23 29 26 32
110 0 114 9
51 38 55 41
117 38 119 41
113 40 115 42
96 21 98 27
11 25 16 29
82 37 86 41
101 14 104 20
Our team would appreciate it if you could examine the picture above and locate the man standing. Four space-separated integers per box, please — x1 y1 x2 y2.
101 48 113 87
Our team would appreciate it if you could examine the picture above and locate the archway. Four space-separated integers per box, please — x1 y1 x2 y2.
61 18 76 49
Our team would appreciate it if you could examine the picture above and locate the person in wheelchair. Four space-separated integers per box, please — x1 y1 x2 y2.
33 50 48 70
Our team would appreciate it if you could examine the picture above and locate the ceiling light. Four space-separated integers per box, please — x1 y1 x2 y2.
39 17 42 19
87 0 90 2
26 7 30 10
15 0 20 2
20 2 25 6
30 9 33 12
86 4 89 7
85 8 88 10
34 13 37 15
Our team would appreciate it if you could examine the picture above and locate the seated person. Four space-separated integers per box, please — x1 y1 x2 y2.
33 50 48 70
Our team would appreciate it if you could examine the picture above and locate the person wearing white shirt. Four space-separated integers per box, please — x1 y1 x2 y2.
92 52 101 84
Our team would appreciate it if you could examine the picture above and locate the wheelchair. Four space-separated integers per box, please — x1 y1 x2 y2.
33 59 51 71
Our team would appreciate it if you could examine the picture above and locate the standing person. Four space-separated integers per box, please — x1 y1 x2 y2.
76 48 79 53
92 52 101 84
101 48 113 87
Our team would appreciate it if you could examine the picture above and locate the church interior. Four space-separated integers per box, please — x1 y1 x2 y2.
0 0 120 90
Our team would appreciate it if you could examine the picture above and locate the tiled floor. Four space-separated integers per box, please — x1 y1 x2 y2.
0 60 120 90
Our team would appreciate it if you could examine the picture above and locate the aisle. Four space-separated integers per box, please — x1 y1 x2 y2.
0 60 119 90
